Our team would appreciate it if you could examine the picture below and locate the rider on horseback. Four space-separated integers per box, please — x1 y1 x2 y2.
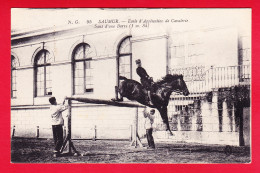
135 59 154 105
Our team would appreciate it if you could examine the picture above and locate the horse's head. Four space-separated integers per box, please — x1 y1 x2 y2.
177 75 190 96
159 74 190 96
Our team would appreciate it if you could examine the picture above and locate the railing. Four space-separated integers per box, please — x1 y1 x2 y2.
170 65 251 95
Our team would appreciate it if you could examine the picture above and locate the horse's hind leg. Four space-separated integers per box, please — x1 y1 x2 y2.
112 86 123 101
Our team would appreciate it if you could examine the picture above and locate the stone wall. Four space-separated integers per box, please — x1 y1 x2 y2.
154 86 250 146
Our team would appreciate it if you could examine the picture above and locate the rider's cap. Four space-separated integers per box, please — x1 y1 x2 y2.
135 59 141 64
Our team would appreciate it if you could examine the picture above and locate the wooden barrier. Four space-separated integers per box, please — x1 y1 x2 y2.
68 97 145 108
60 97 145 156
60 99 79 155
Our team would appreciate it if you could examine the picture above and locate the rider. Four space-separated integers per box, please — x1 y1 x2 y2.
135 59 154 105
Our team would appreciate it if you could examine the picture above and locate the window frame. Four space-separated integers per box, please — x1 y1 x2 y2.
34 49 53 97
117 36 132 86
72 43 94 95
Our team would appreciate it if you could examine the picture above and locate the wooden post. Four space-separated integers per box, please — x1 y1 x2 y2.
60 99 79 155
135 107 138 147
129 125 133 141
36 126 39 138
67 99 72 153
12 125 15 138
129 107 144 148
93 125 97 141
63 126 66 139
237 103 245 146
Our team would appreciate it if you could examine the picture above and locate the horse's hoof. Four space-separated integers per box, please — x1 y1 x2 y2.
167 131 174 136
111 98 123 102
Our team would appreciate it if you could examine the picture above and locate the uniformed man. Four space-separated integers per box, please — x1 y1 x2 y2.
136 59 153 105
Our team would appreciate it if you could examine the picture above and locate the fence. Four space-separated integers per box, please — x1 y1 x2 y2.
170 65 251 95
162 64 251 134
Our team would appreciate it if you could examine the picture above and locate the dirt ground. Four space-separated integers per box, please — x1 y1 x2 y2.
11 138 251 163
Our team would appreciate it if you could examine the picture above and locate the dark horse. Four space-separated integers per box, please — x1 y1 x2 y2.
114 74 190 135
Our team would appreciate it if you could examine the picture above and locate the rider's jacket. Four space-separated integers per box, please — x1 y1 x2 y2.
136 66 153 90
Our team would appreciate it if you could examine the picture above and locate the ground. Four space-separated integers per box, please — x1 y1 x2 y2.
11 138 250 163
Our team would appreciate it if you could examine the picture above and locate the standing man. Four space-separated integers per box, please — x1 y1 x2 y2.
144 108 156 149
135 59 154 105
49 96 68 157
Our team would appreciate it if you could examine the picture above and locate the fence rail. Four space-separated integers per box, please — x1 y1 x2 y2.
170 65 251 95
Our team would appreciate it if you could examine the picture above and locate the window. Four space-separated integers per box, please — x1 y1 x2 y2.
117 36 132 85
72 43 94 94
34 49 53 97
11 55 18 98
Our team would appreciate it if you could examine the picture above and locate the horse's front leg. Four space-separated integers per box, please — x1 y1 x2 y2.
166 126 174 136
164 118 173 136
158 107 174 136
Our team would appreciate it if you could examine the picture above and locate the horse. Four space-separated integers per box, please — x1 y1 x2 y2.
113 74 190 135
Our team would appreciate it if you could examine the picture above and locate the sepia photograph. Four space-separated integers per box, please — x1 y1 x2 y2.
11 8 251 163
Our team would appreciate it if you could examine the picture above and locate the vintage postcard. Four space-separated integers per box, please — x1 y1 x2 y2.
11 8 251 163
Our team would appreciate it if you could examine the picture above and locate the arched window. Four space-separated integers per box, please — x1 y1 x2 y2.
72 43 94 94
117 36 132 85
11 55 19 98
34 49 53 97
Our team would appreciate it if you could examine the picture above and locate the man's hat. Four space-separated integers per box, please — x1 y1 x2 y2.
135 59 141 64
49 97 56 104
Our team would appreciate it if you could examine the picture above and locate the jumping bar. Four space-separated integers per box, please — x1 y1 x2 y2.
66 97 146 108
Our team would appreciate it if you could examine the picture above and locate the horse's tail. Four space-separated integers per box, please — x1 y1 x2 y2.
119 76 128 80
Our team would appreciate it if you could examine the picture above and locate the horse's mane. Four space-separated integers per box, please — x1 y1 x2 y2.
156 74 183 85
